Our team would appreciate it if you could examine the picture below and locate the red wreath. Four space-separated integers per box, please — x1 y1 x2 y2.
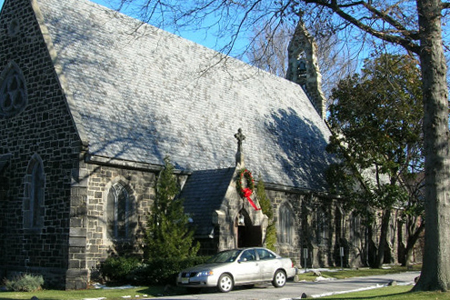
236 169 260 210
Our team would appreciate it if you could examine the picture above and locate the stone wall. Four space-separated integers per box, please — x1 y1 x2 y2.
268 189 302 264
83 160 157 278
0 0 422 290
266 188 416 269
0 0 83 289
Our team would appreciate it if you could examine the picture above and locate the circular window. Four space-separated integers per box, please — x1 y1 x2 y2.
0 63 28 118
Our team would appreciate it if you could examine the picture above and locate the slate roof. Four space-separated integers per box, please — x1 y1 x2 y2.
34 0 334 191
179 168 236 237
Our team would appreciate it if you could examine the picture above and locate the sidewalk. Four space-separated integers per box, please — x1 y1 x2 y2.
296 271 420 298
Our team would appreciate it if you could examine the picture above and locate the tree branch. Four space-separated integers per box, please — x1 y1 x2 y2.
362 2 420 40
304 0 421 53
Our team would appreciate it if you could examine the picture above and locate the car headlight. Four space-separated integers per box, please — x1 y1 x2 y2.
197 270 214 276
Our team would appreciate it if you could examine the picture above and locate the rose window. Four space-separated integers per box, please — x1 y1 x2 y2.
0 65 28 118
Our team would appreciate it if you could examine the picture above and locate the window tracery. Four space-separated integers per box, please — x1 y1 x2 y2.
0 62 28 118
107 182 135 240
279 202 295 245
316 207 328 245
24 154 45 229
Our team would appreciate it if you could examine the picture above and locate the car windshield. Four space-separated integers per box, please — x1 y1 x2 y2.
207 250 242 263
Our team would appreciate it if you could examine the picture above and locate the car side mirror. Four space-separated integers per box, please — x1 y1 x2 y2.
239 258 248 263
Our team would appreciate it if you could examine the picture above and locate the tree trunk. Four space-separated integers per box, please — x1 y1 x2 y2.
374 209 390 268
404 219 425 267
414 0 450 292
397 220 406 266
367 228 377 267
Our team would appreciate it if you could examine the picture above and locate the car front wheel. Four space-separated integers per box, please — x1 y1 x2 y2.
272 269 287 288
217 273 234 292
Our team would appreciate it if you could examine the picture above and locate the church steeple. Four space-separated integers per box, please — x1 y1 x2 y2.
234 128 245 167
286 20 327 119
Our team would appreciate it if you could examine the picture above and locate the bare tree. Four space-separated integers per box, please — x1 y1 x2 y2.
246 20 356 101
110 0 450 291
246 23 290 78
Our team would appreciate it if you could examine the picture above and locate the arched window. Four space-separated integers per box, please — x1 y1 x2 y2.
24 154 45 229
279 203 295 245
349 213 361 242
316 207 328 245
0 61 28 118
107 182 135 240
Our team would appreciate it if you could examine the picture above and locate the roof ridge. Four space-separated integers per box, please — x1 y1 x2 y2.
33 0 89 145
32 0 334 191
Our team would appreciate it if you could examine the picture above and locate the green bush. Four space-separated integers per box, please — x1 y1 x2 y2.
139 256 209 285
257 177 277 251
144 157 200 261
99 256 141 283
3 273 44 292
100 255 209 286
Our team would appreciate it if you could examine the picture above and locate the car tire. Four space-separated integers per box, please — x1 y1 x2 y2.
217 273 234 293
272 269 287 288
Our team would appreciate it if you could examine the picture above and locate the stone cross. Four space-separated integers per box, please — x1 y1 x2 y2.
234 128 246 152
234 128 245 166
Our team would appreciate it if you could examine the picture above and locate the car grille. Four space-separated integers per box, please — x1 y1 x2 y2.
181 272 199 278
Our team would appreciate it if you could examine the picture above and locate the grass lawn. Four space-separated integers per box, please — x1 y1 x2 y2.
3 285 450 300
321 285 450 299
0 286 167 300
1 265 449 300
296 264 422 281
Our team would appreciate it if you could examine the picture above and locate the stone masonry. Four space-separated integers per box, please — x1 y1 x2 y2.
0 0 82 288
0 0 422 290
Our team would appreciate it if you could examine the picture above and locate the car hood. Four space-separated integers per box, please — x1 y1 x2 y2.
181 262 231 272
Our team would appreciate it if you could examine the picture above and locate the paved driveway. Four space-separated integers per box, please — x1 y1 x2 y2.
152 271 420 300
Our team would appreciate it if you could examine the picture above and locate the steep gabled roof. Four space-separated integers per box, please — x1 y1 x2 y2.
33 0 334 191
179 168 236 236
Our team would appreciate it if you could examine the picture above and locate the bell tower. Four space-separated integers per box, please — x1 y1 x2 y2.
286 20 327 119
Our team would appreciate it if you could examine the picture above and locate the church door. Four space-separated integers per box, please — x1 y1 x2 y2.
238 225 262 248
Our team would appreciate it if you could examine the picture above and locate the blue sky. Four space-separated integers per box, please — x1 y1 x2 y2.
0 0 244 56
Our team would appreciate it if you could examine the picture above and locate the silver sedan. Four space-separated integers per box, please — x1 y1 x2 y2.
176 247 297 293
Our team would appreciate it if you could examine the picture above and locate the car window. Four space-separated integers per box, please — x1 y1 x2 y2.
256 248 276 260
240 249 256 262
207 249 242 263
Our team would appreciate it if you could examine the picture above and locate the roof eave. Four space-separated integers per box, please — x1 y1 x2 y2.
32 0 89 146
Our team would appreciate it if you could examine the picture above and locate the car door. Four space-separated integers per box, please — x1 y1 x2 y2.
233 249 261 284
256 248 279 280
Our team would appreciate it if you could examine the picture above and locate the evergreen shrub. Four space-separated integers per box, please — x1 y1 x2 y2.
99 255 209 285
257 176 277 251
135 256 210 285
144 156 200 261
3 273 44 292
99 256 141 283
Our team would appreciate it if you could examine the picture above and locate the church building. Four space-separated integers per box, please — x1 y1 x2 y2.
0 0 406 290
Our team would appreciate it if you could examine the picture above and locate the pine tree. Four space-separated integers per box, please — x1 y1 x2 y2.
144 156 199 259
257 176 277 251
